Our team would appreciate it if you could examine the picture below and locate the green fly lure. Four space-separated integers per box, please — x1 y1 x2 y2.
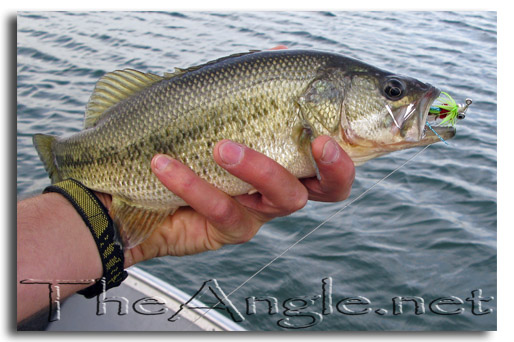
429 91 460 127
426 92 472 145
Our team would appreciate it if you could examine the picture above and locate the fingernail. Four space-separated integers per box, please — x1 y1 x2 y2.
219 141 244 166
154 154 173 171
321 139 340 164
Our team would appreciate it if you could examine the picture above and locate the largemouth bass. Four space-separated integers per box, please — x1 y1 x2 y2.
33 49 455 248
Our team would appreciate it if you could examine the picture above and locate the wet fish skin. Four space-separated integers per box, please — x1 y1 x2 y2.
33 49 446 248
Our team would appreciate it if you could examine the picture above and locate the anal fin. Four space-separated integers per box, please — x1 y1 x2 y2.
110 197 175 249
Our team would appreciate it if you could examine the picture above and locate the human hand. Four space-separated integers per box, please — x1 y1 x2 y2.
121 135 355 267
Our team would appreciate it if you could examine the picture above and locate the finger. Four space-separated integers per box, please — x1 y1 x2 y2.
301 136 355 202
213 140 308 216
268 45 288 50
151 154 248 230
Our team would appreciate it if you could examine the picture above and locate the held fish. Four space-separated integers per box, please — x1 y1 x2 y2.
33 49 457 248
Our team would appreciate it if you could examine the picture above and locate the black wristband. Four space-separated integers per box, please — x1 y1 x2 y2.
43 178 128 298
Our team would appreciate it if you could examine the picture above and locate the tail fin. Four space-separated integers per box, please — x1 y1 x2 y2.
33 134 61 183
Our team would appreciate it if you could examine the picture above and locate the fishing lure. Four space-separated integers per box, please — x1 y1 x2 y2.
429 91 472 127
426 92 472 145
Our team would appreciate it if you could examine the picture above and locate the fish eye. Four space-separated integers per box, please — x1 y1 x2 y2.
383 78 405 100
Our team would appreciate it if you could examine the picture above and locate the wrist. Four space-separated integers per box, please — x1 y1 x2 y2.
93 191 136 268
43 180 127 298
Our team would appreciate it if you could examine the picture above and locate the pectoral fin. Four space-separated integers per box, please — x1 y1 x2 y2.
294 101 321 181
294 76 346 181
300 123 321 181
110 197 175 249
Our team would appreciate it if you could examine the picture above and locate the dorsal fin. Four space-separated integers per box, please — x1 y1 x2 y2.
84 51 263 128
84 69 163 128
163 50 262 79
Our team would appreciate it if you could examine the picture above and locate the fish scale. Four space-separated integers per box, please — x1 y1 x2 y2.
33 49 449 248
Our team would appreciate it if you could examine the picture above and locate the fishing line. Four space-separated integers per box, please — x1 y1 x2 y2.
184 143 432 328
425 121 449 146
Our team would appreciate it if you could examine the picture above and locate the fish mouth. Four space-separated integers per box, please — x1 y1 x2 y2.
418 87 457 144
401 86 457 146
339 84 465 165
